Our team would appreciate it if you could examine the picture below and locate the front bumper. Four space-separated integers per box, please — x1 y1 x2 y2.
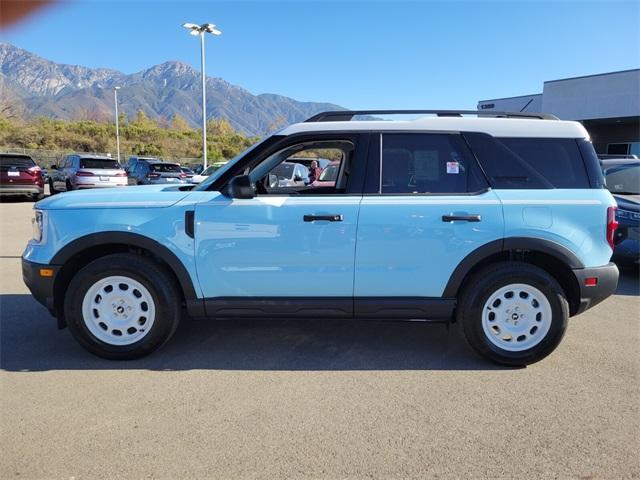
572 262 619 315
22 257 59 316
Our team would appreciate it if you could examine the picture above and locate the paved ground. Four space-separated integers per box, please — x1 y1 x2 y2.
1 195 638 479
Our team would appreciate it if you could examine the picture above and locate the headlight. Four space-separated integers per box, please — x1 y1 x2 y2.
32 210 46 244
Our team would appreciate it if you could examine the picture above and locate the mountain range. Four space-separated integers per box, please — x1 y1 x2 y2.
0 43 344 136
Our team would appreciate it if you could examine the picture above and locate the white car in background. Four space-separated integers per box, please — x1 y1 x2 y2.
191 161 228 184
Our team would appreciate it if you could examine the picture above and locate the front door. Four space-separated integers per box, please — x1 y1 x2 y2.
194 135 366 317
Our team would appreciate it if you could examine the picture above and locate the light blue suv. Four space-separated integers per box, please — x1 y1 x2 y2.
22 110 619 365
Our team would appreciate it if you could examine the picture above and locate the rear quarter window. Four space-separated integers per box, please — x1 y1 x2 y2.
464 133 591 189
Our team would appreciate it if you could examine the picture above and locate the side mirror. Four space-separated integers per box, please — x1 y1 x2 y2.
294 174 303 182
50 165 58 170
228 175 255 199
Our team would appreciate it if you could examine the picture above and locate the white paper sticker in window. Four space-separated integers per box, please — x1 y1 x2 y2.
446 161 460 174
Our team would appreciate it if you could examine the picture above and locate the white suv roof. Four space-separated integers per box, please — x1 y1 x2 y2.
281 111 589 139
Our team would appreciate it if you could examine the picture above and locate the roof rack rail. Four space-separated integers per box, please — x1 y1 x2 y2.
304 110 559 122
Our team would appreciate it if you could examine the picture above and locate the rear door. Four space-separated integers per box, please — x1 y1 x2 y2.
354 132 504 310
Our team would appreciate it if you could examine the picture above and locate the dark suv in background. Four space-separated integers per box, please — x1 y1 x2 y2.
0 153 45 201
127 159 188 185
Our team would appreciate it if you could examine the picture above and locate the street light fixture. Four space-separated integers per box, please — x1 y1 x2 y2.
182 22 222 170
114 86 121 163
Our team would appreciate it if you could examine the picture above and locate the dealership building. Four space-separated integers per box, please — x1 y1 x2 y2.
477 69 640 156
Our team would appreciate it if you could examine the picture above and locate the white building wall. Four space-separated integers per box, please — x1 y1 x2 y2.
541 69 640 120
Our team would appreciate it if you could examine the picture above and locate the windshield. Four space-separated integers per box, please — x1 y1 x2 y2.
194 138 266 191
80 158 121 169
604 164 640 195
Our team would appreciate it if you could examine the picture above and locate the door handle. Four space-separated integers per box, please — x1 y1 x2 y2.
303 214 343 222
442 214 481 222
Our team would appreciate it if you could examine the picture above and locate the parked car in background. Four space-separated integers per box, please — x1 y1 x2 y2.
0 153 44 201
49 154 127 193
128 159 188 185
269 161 309 187
191 161 228 184
180 167 195 181
602 159 640 263
125 156 162 174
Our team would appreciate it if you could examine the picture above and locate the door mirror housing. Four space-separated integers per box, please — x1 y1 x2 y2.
50 165 58 170
227 175 256 199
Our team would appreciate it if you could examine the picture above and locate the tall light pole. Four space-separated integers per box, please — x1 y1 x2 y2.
182 22 222 170
114 86 121 163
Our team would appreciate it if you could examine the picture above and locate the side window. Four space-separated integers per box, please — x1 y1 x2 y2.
464 133 591 189
253 140 354 195
381 133 487 194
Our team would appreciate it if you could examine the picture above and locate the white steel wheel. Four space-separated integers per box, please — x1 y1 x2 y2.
81 275 156 346
481 283 552 352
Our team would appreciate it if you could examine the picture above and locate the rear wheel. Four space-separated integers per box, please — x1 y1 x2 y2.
457 262 569 366
48 179 57 195
64 253 181 360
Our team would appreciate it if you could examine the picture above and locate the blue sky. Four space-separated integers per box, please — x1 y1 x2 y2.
2 0 639 109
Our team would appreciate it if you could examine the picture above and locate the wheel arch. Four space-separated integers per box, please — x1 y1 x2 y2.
51 232 201 326
444 237 584 316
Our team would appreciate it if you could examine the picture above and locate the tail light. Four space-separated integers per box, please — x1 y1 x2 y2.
179 173 187 178
115 171 127 177
76 170 94 177
25 166 41 176
606 206 618 250
148 173 161 178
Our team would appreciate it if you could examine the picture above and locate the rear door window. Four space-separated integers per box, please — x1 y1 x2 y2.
381 133 488 194
464 133 591 189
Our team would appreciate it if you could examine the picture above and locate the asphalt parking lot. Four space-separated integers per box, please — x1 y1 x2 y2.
1 194 638 479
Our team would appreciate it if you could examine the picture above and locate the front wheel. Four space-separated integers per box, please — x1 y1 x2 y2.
64 253 181 360
456 262 569 366
49 179 58 195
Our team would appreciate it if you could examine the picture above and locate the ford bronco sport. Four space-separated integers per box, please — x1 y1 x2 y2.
22 110 619 365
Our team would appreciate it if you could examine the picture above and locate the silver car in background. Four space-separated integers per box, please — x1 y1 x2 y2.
49 154 127 193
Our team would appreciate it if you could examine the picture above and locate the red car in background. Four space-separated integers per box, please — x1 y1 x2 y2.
0 153 45 201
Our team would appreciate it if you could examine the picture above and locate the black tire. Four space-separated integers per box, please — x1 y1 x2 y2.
65 180 73 191
49 179 58 195
31 192 44 202
456 262 569 366
64 253 182 360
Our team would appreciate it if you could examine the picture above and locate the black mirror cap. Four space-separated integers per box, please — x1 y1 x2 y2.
228 175 255 199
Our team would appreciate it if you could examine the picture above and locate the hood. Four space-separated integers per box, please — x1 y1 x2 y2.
36 184 194 210
613 194 640 213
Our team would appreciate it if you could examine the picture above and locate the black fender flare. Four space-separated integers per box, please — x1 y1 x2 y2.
51 231 199 303
443 237 584 297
